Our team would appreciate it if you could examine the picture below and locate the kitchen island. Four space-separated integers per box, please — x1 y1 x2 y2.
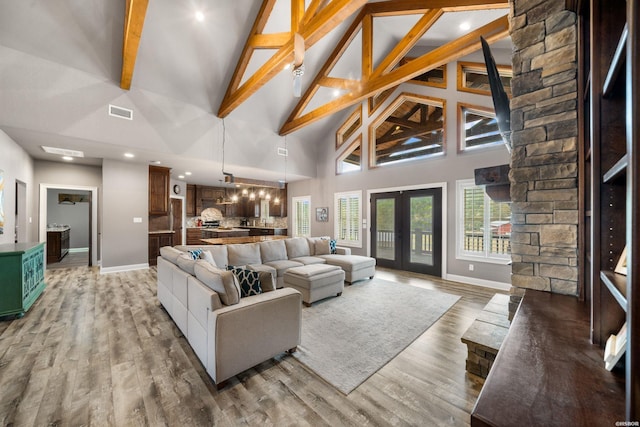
200 235 288 245
46 226 70 263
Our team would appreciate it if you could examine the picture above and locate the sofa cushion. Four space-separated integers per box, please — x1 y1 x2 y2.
264 259 304 277
160 246 183 264
200 250 217 268
285 237 310 258
290 256 326 266
206 245 229 269
194 260 241 305
228 266 263 297
246 264 277 292
176 253 197 275
315 239 331 255
306 236 331 255
259 240 288 263
228 243 261 266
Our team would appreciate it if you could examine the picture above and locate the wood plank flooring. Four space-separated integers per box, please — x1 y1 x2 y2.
0 266 503 426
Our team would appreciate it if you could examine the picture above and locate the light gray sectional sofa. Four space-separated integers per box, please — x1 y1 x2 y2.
156 236 375 387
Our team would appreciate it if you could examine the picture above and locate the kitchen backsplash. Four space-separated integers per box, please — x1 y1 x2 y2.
186 216 288 228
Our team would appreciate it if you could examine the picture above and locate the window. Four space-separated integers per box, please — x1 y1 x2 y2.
457 61 512 97
291 196 311 237
334 191 362 247
457 180 511 263
336 135 362 174
457 103 503 152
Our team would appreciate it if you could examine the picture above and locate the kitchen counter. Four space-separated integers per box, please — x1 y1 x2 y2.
46 225 70 232
238 226 288 236
201 235 288 245
149 230 175 234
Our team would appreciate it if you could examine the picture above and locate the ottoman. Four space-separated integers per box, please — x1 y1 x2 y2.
320 254 376 284
283 264 345 307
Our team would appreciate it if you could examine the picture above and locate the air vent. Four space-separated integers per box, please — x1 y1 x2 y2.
42 146 84 157
108 104 133 120
277 147 288 156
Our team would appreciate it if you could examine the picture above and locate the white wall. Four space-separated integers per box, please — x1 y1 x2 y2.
288 51 513 287
0 130 35 245
101 159 148 271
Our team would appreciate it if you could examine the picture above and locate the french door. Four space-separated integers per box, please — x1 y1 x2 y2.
371 188 442 276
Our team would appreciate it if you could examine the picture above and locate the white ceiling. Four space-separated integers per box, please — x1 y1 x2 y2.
0 0 511 185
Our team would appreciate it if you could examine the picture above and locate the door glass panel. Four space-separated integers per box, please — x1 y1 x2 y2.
375 198 395 261
410 195 433 266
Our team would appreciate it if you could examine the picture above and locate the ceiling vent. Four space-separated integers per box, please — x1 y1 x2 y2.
108 104 133 120
41 146 84 157
277 147 288 156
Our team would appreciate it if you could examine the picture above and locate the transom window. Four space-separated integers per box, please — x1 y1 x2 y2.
458 103 503 152
369 92 446 168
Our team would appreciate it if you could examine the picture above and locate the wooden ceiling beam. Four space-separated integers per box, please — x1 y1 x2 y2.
279 14 509 134
220 0 278 101
250 32 290 49
370 9 444 80
366 0 508 16
319 76 360 90
291 0 305 33
301 0 329 27
120 0 149 90
362 14 373 81
218 0 367 118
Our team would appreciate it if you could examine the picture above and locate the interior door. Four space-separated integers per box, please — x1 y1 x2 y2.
171 198 183 246
371 188 442 276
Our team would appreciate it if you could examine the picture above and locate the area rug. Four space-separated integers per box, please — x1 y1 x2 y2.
292 278 460 394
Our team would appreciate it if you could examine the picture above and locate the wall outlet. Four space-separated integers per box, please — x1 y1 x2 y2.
469 264 474 271
133 217 142 223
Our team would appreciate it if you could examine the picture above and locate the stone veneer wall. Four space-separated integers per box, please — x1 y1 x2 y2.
509 0 579 295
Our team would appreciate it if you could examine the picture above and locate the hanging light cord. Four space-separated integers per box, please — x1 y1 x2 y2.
221 118 226 175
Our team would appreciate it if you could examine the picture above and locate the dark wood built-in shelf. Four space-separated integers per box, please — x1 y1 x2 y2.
602 23 628 98
601 270 627 310
603 154 628 183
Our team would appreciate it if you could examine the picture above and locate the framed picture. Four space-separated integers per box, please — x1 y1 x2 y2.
615 245 628 275
316 207 328 222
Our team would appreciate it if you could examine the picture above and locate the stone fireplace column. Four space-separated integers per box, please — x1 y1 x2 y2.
508 0 579 306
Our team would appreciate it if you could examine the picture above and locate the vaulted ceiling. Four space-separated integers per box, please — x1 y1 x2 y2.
0 0 511 185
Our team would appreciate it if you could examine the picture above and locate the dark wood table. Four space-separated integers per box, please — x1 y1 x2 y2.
200 235 288 245
471 289 625 427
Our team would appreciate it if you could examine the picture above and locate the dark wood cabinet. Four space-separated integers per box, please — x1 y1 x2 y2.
195 186 226 215
149 166 171 215
246 227 287 236
149 232 173 266
46 228 70 263
582 0 640 418
186 228 202 245
186 184 196 217
269 187 287 217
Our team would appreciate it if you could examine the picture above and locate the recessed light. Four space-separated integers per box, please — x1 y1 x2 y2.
195 11 204 22
185 171 192 175
124 153 135 158
178 175 185 179
62 156 73 161
284 63 291 71
151 160 161 165
459 22 471 31
333 89 340 97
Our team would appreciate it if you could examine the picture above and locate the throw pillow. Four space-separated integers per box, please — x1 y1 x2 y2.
329 239 337 254
315 239 331 255
227 266 263 297
188 248 203 260
200 250 217 268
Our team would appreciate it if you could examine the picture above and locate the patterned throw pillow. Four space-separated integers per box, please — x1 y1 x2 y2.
329 239 337 254
227 266 263 297
188 248 203 260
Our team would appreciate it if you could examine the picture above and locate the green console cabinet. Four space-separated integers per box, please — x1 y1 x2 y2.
0 242 46 317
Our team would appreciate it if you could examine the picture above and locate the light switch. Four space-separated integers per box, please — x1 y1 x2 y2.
133 217 142 223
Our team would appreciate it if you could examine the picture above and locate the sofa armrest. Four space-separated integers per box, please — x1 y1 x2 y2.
207 288 302 384
335 246 351 255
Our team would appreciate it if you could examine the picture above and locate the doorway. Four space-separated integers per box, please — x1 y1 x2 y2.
371 188 442 276
171 197 183 246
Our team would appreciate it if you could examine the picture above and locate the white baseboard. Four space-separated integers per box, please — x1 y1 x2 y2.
100 263 149 274
69 247 89 253
445 274 511 291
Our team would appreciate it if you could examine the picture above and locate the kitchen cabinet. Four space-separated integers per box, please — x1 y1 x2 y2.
269 187 287 217
186 184 196 217
149 165 171 215
196 186 226 215
186 228 202 245
47 227 70 263
0 242 46 317
149 232 173 266
246 227 287 236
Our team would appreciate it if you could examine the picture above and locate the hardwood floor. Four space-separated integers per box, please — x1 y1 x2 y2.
46 250 89 269
0 266 502 426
